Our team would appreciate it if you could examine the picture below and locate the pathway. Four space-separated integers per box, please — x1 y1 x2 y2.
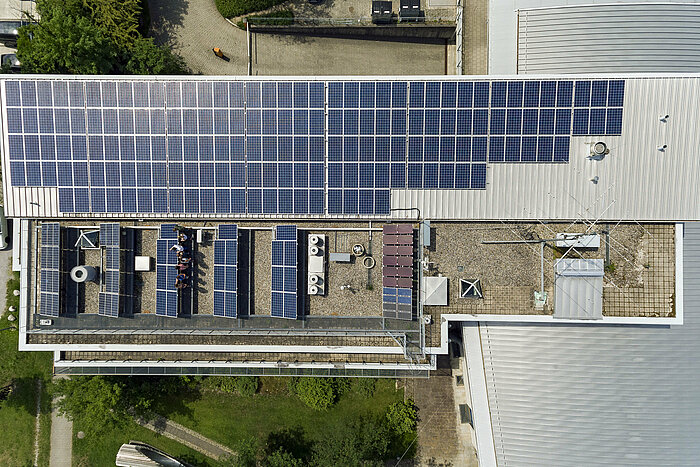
49 379 73 467
136 413 235 461
402 355 477 466
33 378 42 467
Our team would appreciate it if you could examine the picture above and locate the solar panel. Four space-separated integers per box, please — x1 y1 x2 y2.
155 226 179 318
271 225 298 319
5 78 626 215
39 223 61 317
213 224 238 318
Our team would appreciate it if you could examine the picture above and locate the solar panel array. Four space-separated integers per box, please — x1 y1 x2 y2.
98 223 120 317
271 225 298 319
155 224 178 317
382 224 413 320
213 224 238 318
39 223 60 317
4 79 625 216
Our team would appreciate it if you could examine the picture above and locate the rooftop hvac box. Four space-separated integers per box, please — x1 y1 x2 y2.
399 0 422 22
372 1 393 24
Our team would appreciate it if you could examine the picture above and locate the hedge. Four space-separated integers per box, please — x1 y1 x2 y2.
215 0 288 18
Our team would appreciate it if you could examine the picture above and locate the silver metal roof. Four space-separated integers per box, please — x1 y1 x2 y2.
518 3 700 74
553 258 603 319
489 0 700 74
392 75 700 221
475 222 700 466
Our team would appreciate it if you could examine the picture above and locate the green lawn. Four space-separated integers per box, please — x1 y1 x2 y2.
0 270 54 467
157 378 404 452
72 418 214 467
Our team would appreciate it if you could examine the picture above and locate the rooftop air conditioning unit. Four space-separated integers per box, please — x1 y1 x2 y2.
308 234 326 295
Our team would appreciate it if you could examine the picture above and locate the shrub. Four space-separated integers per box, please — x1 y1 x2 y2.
215 0 288 18
206 376 259 396
386 399 417 435
235 376 259 397
246 10 294 26
294 377 336 411
354 378 376 398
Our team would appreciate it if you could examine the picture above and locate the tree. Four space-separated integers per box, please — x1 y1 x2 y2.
83 0 142 49
294 377 336 411
264 427 312 464
386 399 418 435
17 17 118 74
310 417 390 466
265 449 304 467
16 0 188 75
124 37 188 75
53 376 127 432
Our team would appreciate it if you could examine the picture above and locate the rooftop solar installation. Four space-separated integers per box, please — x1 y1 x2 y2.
39 222 61 317
213 224 238 318
271 225 298 319
98 223 120 317
155 226 178 318
3 78 624 216
382 224 413 320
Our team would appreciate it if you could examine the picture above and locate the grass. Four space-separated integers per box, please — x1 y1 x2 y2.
72 417 214 467
0 269 53 467
156 378 405 453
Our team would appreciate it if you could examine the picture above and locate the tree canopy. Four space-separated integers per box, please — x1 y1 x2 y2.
16 0 187 75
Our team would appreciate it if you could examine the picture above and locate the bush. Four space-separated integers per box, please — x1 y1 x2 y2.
246 10 294 26
215 0 288 18
354 378 376 398
386 399 417 435
206 376 259 396
294 377 336 411
235 376 259 397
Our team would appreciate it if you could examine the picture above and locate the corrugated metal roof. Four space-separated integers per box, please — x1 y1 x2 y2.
518 4 700 74
488 0 700 74
476 222 700 466
392 76 700 221
554 259 603 319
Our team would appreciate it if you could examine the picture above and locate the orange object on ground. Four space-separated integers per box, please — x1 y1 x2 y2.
213 47 224 58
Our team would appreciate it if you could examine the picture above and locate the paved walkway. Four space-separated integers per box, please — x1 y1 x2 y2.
136 414 235 461
403 355 477 466
49 389 73 467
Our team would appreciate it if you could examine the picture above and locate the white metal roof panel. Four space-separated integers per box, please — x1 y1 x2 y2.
489 0 700 74
518 4 700 74
477 222 700 466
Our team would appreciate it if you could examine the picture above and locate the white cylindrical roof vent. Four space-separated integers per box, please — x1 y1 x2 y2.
309 235 321 245
309 274 320 285
71 265 97 283
592 142 608 156
309 245 320 256
308 285 319 295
